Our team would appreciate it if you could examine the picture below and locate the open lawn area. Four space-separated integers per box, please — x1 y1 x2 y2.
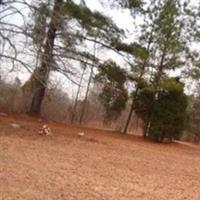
0 115 200 200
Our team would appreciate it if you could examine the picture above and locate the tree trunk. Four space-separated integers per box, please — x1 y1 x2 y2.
71 67 85 123
123 61 148 134
123 98 135 134
29 83 46 114
143 109 153 138
79 65 94 124
123 33 153 134
79 39 97 124
142 45 167 137
25 0 63 114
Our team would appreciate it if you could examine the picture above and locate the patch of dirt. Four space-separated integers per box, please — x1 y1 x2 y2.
0 115 200 200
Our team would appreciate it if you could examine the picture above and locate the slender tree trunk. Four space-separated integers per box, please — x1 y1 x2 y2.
123 33 153 134
79 39 97 124
143 106 153 137
123 91 137 134
79 65 94 124
143 45 167 137
27 0 63 114
71 67 86 123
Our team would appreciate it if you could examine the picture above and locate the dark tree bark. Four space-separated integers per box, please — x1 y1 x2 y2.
26 0 63 114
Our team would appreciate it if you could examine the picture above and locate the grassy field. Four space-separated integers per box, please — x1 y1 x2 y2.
0 115 200 200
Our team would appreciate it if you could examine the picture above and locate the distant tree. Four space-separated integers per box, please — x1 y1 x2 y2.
79 41 97 125
95 60 128 124
186 94 200 143
71 64 86 123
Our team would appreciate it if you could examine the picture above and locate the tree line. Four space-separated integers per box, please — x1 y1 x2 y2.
1 0 200 142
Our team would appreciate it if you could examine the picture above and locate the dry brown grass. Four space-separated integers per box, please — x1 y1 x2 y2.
0 115 200 200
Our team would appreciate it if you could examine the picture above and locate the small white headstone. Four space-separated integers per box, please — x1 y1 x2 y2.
10 123 21 129
78 132 85 137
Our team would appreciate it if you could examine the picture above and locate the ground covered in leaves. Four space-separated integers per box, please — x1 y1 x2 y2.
0 115 200 200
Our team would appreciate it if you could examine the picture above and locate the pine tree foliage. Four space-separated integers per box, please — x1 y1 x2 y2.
121 0 188 134
149 78 187 142
106 0 144 11
135 78 187 142
95 60 128 123
63 0 124 42
30 2 50 49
